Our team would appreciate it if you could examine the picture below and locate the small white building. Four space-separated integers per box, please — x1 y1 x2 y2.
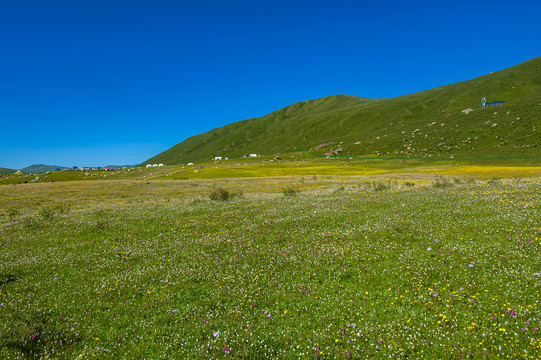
214 157 222 161
158 164 164 167
152 164 158 167
146 164 152 168
249 154 257 158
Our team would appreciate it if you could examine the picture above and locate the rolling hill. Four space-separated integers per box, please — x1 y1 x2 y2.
0 167 15 175
21 164 70 174
144 57 541 165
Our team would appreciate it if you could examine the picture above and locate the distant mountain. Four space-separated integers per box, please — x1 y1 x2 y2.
144 56 541 164
0 167 15 175
21 164 69 174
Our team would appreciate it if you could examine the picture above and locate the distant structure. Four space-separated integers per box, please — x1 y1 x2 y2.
482 97 505 108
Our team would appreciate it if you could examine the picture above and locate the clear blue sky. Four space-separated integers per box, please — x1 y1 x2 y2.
1 0 539 169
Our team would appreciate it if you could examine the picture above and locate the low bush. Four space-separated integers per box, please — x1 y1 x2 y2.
209 187 243 201
370 181 391 191
433 176 453 188
283 187 299 196
209 187 231 201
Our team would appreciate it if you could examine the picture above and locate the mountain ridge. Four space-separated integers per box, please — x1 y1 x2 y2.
145 56 540 164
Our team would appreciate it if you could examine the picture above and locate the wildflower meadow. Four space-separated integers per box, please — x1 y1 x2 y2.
0 176 540 358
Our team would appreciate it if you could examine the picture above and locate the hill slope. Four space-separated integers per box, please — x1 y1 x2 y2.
0 167 15 174
21 164 69 174
144 57 541 164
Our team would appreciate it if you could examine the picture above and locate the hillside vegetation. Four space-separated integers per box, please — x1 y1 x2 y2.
0 167 15 175
144 57 541 165
21 164 69 174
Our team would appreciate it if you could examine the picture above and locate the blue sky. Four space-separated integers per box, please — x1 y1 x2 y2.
1 0 539 169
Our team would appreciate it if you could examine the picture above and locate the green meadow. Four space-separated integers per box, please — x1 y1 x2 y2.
1 171 540 359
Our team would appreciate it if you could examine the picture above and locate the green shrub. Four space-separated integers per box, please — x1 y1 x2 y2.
433 176 453 188
370 181 391 191
209 187 231 201
283 187 299 196
488 176 501 186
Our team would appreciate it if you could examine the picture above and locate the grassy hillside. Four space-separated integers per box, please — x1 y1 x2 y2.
21 164 69 174
0 167 15 175
144 57 541 165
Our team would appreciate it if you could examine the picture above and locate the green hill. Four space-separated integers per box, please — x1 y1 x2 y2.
0 167 15 175
21 164 69 174
144 57 541 165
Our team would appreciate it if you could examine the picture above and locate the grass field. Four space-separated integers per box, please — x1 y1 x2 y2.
2 151 541 186
1 174 540 359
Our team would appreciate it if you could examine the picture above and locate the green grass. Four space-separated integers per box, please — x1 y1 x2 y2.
143 57 541 166
2 152 541 186
1 176 540 358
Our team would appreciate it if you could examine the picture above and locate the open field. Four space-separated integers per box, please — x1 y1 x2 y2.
1 174 540 359
2 151 541 185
